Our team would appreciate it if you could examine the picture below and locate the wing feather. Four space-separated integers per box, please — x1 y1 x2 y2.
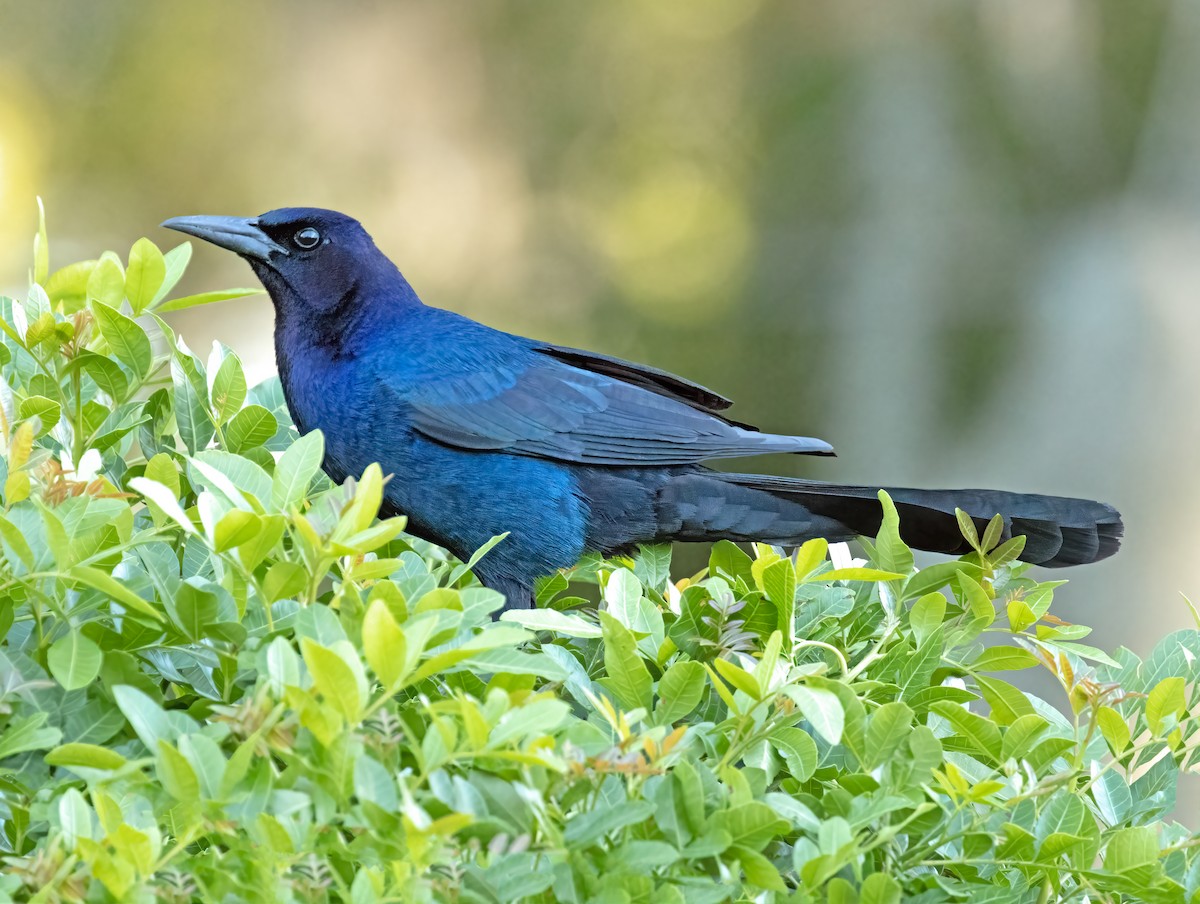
404 356 833 466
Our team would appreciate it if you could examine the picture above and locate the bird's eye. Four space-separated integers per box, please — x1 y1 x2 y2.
293 227 321 250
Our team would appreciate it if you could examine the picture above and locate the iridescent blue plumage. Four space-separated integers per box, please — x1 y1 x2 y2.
163 208 1123 607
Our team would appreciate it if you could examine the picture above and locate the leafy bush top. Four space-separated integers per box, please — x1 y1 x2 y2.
0 208 1198 903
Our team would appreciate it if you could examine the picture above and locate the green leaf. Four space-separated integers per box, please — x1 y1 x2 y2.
713 657 763 699
335 519 406 555
786 685 844 745
1146 676 1185 736
909 592 945 646
174 581 218 640
979 513 1005 554
179 734 226 800
92 301 152 377
1097 706 1130 755
793 537 828 581
860 873 903 904
633 542 672 592
33 197 49 285
129 477 196 535
273 429 325 510
754 630 782 692
864 701 913 769
955 571 993 619
769 726 818 781
823 567 907 583
0 512 35 568
225 404 277 452
301 638 363 721
1104 826 1158 872
263 559 307 602
490 698 569 746
172 353 214 453
19 395 61 437
447 532 509 586
155 287 262 313
69 565 164 621
363 599 407 688
47 630 103 690
734 845 786 891
1093 767 1133 826
152 242 192 305
1035 793 1085 846
87 257 124 308
955 508 980 548
973 645 1039 672
655 660 706 724
976 675 1035 725
875 491 913 575
24 310 59 349
564 799 654 846
212 509 261 552
759 557 796 608
46 743 126 771
156 740 200 804
710 540 753 585
1008 598 1037 633
113 685 178 750
598 611 653 712
500 607 601 638
902 560 981 602
0 712 61 759
603 568 646 630
265 636 302 694
209 350 247 424
931 701 1002 762
710 802 788 852
989 535 1026 568
47 260 97 312
58 788 93 848
1001 714 1050 761
74 350 129 402
192 449 272 505
125 238 167 314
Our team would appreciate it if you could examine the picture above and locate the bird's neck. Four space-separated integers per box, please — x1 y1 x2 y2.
270 261 422 436
273 263 420 360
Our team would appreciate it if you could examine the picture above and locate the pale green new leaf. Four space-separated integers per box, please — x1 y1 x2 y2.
92 301 152 377
273 428 324 510
155 288 262 313
225 404 277 452
363 598 407 688
655 660 706 724
599 611 653 712
500 608 601 638
786 685 844 745
68 565 164 621
47 630 103 691
152 242 192 305
125 238 167 314
302 638 364 721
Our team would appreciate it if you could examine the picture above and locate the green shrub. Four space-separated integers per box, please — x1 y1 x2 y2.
0 207 1198 902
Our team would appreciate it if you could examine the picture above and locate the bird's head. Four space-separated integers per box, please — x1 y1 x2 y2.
162 207 406 318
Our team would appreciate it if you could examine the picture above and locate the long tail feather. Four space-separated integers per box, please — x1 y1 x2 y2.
657 471 1122 567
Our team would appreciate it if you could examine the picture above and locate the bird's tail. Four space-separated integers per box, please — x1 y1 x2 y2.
657 470 1123 567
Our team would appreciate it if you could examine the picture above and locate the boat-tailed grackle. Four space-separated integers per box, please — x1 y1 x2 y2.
163 208 1123 607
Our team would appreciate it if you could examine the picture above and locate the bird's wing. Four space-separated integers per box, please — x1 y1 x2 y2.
404 359 833 466
532 342 735 413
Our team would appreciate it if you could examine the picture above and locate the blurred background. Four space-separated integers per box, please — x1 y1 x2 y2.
2 0 1198 802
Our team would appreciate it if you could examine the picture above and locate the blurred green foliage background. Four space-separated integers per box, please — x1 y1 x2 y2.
2 1 1198 673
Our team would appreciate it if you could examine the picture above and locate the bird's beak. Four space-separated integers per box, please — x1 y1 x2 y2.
160 215 288 261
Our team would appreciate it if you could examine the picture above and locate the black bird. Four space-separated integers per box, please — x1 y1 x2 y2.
163 208 1123 606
